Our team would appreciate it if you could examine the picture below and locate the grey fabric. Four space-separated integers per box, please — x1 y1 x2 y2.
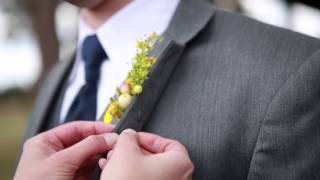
24 55 74 139
43 73 71 131
24 0 320 179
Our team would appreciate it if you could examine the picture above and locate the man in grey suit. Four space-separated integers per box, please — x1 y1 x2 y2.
24 0 320 179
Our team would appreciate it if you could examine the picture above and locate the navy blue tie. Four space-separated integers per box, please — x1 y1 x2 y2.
65 35 107 122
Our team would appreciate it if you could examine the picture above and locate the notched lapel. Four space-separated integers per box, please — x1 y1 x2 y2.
113 40 185 133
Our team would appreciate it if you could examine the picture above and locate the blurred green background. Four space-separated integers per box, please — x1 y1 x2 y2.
0 90 32 180
0 0 319 179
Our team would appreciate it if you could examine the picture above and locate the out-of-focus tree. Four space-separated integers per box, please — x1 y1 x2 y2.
0 0 29 39
16 0 60 91
0 0 60 92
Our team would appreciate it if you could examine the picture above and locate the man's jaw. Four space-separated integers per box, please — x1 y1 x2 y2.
77 0 132 30
65 0 105 8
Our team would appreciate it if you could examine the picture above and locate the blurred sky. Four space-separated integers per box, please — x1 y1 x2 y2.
0 0 319 93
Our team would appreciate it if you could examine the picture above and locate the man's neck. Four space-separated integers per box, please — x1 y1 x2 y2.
81 0 132 30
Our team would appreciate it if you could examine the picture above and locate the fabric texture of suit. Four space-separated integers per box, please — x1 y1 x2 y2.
25 0 320 179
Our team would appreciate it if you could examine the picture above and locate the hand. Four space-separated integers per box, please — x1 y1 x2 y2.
100 129 194 180
14 121 118 180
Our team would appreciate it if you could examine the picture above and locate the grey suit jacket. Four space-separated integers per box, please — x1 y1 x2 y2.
25 0 320 179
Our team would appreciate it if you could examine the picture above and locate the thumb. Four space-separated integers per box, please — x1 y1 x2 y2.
113 129 141 156
54 133 118 167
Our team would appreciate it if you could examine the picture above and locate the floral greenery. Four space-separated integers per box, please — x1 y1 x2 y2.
128 32 163 91
104 32 162 124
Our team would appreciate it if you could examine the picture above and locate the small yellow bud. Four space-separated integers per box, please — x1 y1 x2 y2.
151 32 158 38
104 112 113 124
149 56 157 64
108 102 122 118
136 41 144 49
133 85 143 94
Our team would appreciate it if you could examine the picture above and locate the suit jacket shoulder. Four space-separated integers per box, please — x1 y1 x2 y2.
145 6 320 180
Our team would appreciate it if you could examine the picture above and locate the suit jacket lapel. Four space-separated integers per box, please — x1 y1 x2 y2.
109 0 216 133
25 55 75 139
165 0 216 45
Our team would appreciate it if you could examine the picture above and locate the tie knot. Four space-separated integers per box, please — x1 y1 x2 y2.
81 35 107 83
82 35 107 68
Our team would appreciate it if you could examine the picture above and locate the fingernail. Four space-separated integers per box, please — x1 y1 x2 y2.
98 158 108 170
122 129 136 135
104 133 118 147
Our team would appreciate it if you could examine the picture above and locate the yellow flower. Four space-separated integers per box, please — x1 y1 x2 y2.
108 102 123 118
136 40 144 49
151 32 158 39
104 102 123 124
104 112 113 124
133 85 143 95
126 79 134 87
149 56 157 64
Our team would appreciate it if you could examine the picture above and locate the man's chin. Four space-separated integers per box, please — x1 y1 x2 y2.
65 0 104 8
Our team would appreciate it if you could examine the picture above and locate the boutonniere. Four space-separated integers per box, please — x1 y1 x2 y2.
104 32 163 124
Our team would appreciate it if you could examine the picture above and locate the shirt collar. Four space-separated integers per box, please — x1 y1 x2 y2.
78 0 180 66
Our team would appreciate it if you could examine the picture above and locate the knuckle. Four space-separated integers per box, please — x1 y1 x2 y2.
182 158 194 171
176 155 194 173
87 135 104 146
187 160 195 172
171 140 181 146
67 121 77 127
23 138 34 150
52 154 78 170
168 139 184 148
184 162 195 177
87 135 97 141
57 155 72 164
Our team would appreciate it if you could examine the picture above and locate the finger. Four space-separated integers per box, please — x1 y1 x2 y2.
141 148 152 155
107 149 114 160
55 133 118 167
137 132 189 155
76 155 100 176
99 148 115 170
98 158 108 170
38 122 114 151
98 149 114 170
113 129 141 156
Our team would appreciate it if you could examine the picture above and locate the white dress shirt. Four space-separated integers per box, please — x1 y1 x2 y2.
60 0 180 122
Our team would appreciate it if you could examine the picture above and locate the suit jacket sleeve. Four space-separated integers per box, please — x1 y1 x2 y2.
247 48 320 180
